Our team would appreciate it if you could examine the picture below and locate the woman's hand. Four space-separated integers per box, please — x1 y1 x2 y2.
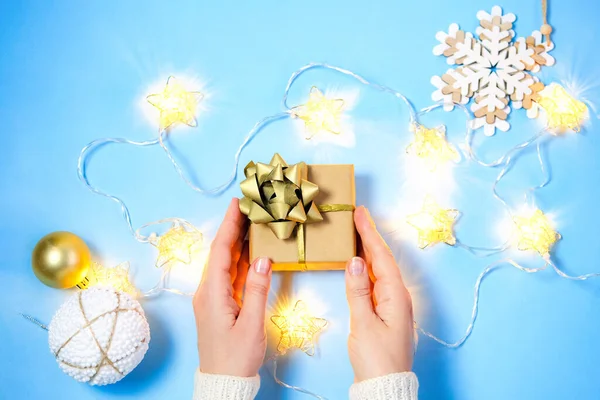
345 206 414 382
193 198 272 377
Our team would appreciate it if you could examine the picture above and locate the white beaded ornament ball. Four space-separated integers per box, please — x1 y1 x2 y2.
48 287 150 386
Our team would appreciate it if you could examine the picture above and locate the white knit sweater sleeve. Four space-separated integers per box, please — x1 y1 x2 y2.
349 372 419 400
193 369 260 400
193 370 417 399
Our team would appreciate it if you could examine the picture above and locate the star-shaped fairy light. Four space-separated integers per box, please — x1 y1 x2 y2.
407 196 459 249
151 223 203 268
147 76 204 131
77 262 137 296
406 123 460 170
290 86 345 139
536 83 588 133
270 300 328 356
513 208 560 257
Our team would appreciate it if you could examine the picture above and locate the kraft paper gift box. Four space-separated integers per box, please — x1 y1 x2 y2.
239 154 356 271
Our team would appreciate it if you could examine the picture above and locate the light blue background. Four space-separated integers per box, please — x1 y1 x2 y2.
1 1 600 399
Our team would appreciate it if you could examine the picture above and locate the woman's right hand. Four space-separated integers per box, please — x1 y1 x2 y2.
345 206 414 382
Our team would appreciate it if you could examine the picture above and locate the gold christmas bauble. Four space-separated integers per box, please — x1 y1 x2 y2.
32 232 91 289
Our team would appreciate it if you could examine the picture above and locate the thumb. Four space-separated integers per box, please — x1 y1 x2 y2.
238 257 272 330
345 257 374 324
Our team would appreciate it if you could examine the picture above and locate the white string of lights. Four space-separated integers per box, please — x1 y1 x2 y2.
75 62 598 355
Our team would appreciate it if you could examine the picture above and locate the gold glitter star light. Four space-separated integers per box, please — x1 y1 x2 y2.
150 222 203 268
271 300 327 356
77 262 137 296
290 86 345 139
406 123 460 170
147 76 204 131
536 83 588 133
407 196 459 249
513 208 560 257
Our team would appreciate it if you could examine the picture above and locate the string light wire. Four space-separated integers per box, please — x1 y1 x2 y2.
282 62 418 123
548 257 600 281
465 123 547 169
491 130 549 214
524 136 554 208
156 112 290 196
77 136 161 242
266 354 327 400
416 258 549 348
454 240 511 258
78 113 289 243
139 264 194 298
419 256 600 349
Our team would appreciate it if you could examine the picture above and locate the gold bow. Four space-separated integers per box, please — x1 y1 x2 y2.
239 153 323 240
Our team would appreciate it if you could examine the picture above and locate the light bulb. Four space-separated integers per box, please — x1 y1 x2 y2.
407 195 459 249
290 86 345 139
151 222 203 268
406 123 460 171
147 76 203 131
513 208 560 257
270 300 327 356
77 262 137 296
536 83 588 133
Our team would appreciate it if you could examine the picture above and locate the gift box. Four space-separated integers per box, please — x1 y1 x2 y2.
239 154 356 271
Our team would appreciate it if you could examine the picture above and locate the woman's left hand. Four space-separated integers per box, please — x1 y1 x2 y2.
193 198 273 377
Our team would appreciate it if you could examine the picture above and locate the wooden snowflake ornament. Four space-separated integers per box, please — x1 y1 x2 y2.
432 6 555 136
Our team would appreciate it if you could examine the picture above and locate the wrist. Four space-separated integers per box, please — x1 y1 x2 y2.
350 372 418 400
194 369 260 400
355 369 412 383
353 359 412 382
200 360 259 378
200 366 257 378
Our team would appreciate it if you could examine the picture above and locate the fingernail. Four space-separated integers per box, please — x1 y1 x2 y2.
348 257 365 276
254 257 271 275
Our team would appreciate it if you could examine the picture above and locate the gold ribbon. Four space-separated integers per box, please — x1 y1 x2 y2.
297 224 305 263
240 154 353 263
317 204 355 213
